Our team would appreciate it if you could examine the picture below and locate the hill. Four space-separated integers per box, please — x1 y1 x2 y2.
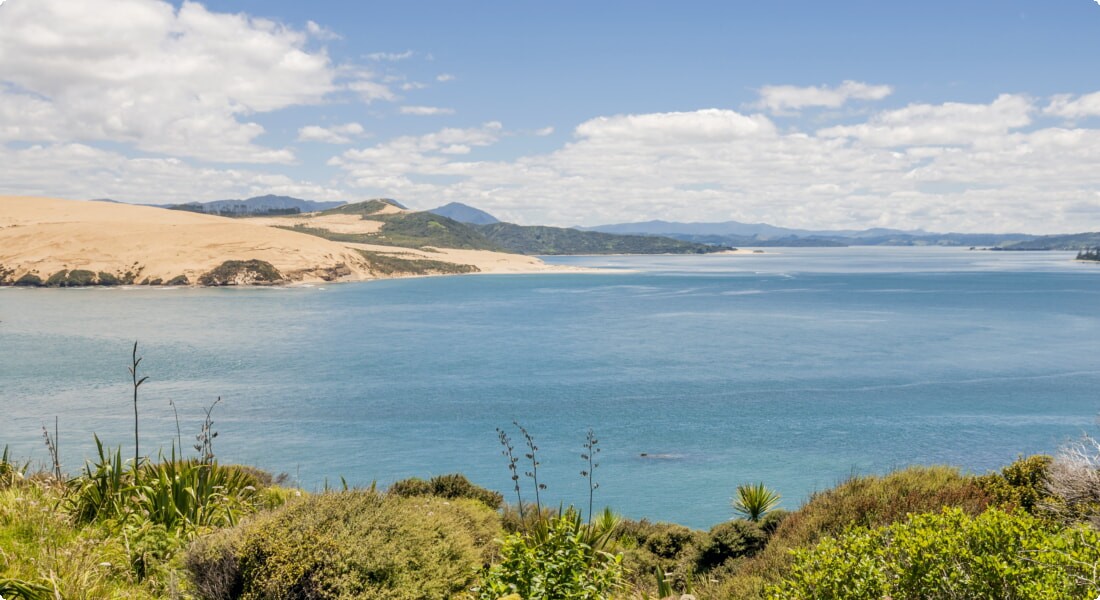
428 202 500 225
583 219 1043 247
168 194 346 216
474 222 730 255
994 232 1100 251
259 200 729 256
0 197 570 286
0 196 373 285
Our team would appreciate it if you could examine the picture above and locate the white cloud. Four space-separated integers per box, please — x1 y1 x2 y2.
0 143 347 204
297 123 366 144
0 0 344 163
436 73 456 82
535 126 555 136
755 80 894 113
818 94 1034 146
367 50 415 62
348 79 397 103
575 109 775 142
305 20 341 40
1044 91 1100 119
328 95 1100 234
399 106 456 116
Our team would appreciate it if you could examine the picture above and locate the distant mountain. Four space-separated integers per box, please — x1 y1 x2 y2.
583 219 1038 247
582 219 927 240
994 232 1100 251
428 202 499 225
168 195 346 216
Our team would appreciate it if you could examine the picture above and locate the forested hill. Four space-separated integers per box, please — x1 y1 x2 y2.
474 222 730 255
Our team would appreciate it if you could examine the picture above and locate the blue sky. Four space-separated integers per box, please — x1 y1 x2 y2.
1 0 1099 232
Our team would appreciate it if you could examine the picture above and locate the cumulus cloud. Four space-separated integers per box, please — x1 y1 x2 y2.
0 0 348 163
0 143 347 204
399 106 457 116
328 94 1100 234
818 94 1034 146
575 109 776 142
1044 91 1100 119
297 123 366 144
437 73 456 82
754 80 893 113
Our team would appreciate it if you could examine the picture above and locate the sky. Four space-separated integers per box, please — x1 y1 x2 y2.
1 1 1099 233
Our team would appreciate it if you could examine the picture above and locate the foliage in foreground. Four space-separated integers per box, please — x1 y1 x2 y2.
710 465 992 598
475 508 623 600
771 507 1100 599
186 490 500 600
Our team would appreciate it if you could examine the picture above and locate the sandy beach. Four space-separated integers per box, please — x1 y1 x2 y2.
0 196 573 285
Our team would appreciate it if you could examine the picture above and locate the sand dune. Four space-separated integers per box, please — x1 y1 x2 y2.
0 196 565 285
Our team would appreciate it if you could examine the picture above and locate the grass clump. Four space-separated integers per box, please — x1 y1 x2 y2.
186 491 500 600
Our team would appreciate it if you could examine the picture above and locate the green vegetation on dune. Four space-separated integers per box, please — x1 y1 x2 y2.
355 250 479 276
281 212 503 251
475 222 730 255
197 260 283 286
317 199 404 216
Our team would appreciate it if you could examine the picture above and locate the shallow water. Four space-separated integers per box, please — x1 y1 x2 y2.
2 247 1099 528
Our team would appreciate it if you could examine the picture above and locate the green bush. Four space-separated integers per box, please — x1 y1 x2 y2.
198 260 283 286
695 519 767 571
475 510 623 600
978 454 1053 515
388 472 503 509
187 491 500 600
13 273 42 286
714 466 991 598
771 507 1100 599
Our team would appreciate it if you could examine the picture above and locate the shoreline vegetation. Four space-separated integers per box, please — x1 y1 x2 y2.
3 346 1100 599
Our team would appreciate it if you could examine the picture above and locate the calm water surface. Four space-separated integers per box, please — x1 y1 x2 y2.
2 247 1099 527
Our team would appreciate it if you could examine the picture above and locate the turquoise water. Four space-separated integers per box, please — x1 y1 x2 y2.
2 247 1099 528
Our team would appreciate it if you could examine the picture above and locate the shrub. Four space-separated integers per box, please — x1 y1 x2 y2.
187 491 500 600
475 509 623 600
1045 435 1100 527
198 260 283 286
977 454 1053 515
388 472 503 509
97 271 120 285
771 507 1100 599
166 275 189 286
613 519 706 594
719 466 991 598
13 273 42 286
695 519 767 571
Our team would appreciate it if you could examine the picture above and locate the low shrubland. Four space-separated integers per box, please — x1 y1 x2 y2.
6 345 1100 599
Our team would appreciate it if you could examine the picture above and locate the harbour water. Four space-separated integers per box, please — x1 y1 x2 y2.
2 247 1098 528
